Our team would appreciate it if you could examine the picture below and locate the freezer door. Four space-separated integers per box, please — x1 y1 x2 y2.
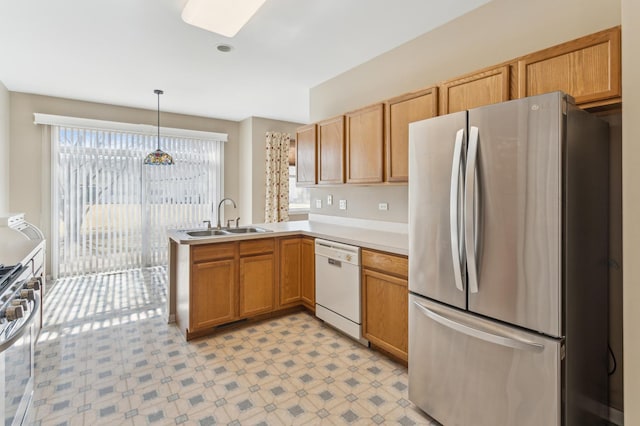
408 294 561 426
466 92 562 337
408 112 467 309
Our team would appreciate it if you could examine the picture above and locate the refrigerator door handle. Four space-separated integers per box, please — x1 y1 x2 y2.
413 301 545 353
449 128 465 292
465 126 480 293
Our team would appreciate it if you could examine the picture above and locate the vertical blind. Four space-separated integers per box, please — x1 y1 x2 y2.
53 125 223 277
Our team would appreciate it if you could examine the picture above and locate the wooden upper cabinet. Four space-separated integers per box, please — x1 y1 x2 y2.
517 26 621 108
385 88 438 182
345 103 384 184
439 65 511 114
295 124 317 186
317 116 345 184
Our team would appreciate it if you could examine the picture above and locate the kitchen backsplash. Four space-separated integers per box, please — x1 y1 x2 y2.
309 185 408 223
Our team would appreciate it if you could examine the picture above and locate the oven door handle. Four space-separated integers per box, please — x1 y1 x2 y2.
0 293 40 354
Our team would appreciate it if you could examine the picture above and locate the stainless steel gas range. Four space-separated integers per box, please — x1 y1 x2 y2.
0 262 42 425
0 213 46 426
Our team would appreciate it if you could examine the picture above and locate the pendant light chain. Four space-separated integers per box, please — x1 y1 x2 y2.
156 89 162 151
144 89 174 165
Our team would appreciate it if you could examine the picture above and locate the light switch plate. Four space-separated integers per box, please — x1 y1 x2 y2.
339 199 347 210
315 199 322 208
327 195 333 205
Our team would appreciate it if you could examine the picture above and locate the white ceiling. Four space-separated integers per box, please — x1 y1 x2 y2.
0 0 490 123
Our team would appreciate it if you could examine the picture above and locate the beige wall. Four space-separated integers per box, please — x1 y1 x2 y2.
622 0 640 422
9 92 240 269
310 186 407 223
0 81 9 213
237 116 302 225
238 117 253 225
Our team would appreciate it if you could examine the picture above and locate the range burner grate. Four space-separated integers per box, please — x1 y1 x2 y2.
0 263 24 294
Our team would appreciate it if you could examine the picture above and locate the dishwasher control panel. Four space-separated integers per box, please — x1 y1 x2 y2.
314 239 360 265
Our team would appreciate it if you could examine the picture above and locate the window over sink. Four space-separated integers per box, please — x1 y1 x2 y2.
288 165 310 212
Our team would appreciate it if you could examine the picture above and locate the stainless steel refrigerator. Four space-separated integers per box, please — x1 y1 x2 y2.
408 92 609 426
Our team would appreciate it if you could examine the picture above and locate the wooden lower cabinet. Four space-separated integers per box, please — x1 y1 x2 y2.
361 249 408 362
300 237 315 310
279 238 302 306
239 253 275 317
191 258 237 330
178 235 317 340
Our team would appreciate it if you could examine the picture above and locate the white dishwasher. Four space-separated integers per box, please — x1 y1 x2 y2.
315 239 368 346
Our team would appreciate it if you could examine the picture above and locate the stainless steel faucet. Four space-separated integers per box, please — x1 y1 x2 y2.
226 217 241 228
217 198 237 229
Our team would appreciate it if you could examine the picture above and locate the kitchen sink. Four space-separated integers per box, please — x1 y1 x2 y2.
185 229 230 237
223 227 271 234
183 226 272 238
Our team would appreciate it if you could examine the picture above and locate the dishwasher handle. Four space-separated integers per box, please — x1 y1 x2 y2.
327 258 342 267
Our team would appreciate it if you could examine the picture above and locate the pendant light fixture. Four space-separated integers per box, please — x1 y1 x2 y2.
144 89 174 165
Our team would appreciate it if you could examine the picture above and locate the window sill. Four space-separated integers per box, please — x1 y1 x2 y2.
289 208 310 215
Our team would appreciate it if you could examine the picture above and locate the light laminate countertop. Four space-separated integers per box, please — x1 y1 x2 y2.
168 216 408 256
0 231 45 266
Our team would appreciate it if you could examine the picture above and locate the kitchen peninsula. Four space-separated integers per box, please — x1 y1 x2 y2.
167 215 408 357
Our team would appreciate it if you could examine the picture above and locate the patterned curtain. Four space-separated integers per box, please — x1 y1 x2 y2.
264 132 290 223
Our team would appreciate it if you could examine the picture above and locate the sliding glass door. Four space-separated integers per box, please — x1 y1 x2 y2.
53 126 223 277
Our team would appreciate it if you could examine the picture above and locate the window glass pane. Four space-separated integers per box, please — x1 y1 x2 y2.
55 126 224 276
289 165 310 210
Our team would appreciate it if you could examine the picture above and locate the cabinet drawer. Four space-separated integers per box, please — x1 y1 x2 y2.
240 238 275 256
362 249 408 279
192 242 236 262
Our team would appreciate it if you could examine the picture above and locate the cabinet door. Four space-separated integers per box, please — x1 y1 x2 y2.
191 259 237 330
239 254 275 317
317 116 345 184
296 124 317 186
385 88 438 182
279 238 301 306
346 104 384 184
517 26 620 108
300 237 315 310
362 268 408 362
439 65 511 114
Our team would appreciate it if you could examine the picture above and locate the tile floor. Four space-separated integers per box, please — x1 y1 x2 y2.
30 267 436 425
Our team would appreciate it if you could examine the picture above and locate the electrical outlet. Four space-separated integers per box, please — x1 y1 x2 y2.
327 195 333 205
339 199 347 210
378 202 388 211
315 199 322 208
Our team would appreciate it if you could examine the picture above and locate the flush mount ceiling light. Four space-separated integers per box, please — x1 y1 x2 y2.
144 89 174 166
181 0 267 37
